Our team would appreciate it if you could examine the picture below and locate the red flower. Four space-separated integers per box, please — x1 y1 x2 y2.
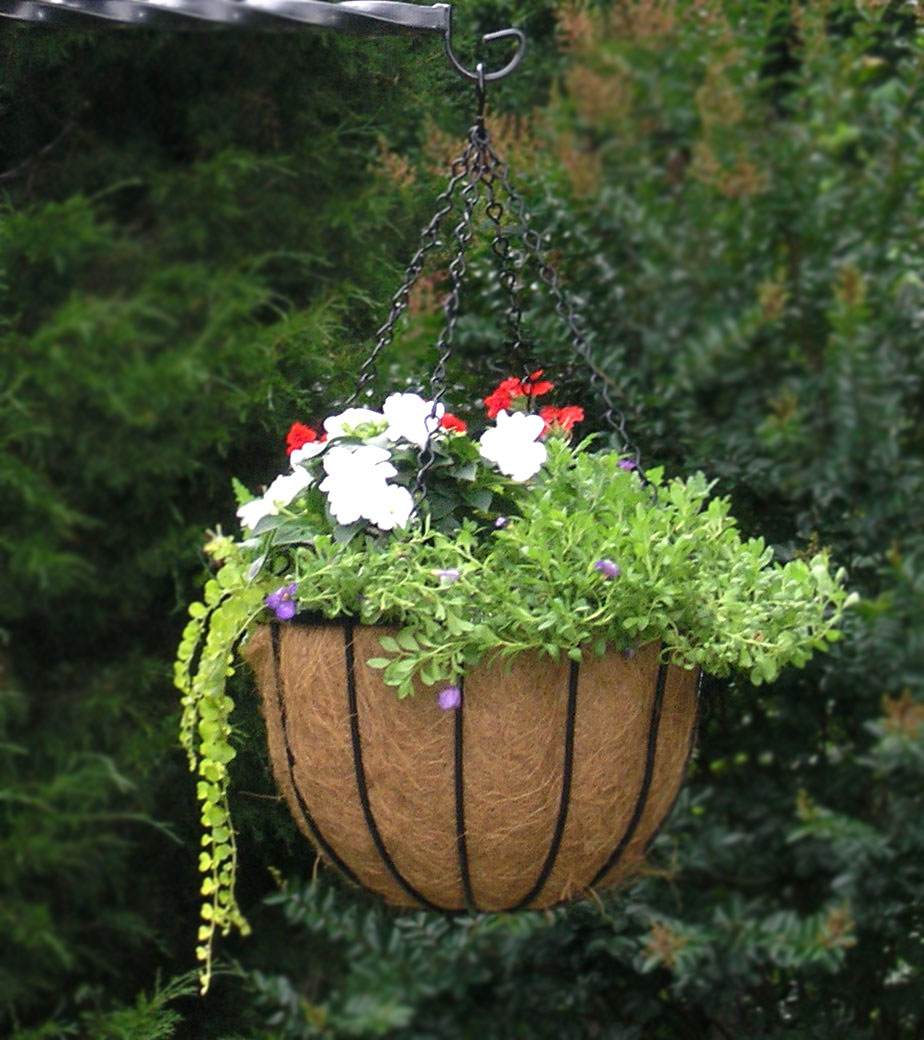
483 387 513 419
483 371 556 419
521 369 555 397
285 422 318 456
539 405 585 436
440 412 468 434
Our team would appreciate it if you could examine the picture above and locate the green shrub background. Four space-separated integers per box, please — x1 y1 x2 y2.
1 2 922 1037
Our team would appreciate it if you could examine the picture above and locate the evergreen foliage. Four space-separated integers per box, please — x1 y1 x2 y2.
2 2 922 1037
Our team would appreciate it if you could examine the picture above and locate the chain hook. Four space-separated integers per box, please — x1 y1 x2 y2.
474 61 488 130
443 15 526 84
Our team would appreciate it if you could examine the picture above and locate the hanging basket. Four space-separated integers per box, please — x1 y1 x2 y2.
245 620 699 912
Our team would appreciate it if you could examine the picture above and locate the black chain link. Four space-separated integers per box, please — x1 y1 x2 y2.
413 114 482 507
347 135 478 406
482 165 533 382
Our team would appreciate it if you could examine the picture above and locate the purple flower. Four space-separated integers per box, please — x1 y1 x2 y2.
432 568 461 585
621 647 637 660
494 516 508 528
594 558 622 579
618 459 637 472
438 685 462 711
265 582 298 620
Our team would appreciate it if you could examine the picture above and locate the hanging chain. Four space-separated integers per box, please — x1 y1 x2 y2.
347 135 479 406
482 168 535 383
350 64 645 515
413 95 483 507
481 133 642 469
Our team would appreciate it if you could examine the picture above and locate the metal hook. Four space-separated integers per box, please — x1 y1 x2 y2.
443 12 526 84
475 62 486 117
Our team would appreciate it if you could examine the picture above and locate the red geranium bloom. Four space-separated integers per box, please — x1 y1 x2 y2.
540 405 585 436
483 377 521 418
483 372 555 418
521 369 555 397
483 387 513 419
440 412 468 434
285 422 318 456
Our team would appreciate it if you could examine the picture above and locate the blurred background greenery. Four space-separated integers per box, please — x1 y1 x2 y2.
1 1 922 1036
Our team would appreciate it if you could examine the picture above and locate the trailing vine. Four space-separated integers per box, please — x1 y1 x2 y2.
175 537 265 993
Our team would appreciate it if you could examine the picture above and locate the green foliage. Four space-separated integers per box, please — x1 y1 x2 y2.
60 971 197 1040
7 970 216 1040
248 878 584 1038
175 548 266 994
0 658 182 1027
194 426 851 686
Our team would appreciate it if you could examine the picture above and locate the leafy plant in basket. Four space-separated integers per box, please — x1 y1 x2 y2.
173 105 855 994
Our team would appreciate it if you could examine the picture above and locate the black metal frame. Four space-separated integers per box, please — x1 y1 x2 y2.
269 619 688 913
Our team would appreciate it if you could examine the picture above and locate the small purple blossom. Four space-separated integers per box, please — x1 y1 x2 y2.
432 568 461 585
438 685 462 711
494 516 508 528
265 582 298 620
618 459 637 472
594 558 622 579
621 647 637 660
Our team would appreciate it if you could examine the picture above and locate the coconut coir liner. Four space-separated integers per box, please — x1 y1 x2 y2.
245 622 698 911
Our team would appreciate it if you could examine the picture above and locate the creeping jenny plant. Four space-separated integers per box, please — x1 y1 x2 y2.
175 373 855 991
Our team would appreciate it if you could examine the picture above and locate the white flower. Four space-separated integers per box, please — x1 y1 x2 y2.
320 444 396 484
237 496 276 532
265 467 313 507
382 392 444 448
478 409 547 482
324 482 368 526
364 482 415 530
320 444 398 526
315 443 414 530
236 467 313 531
323 406 386 441
290 441 326 468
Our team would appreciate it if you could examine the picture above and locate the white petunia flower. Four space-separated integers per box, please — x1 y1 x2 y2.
478 409 547 482
324 482 370 526
265 467 313 507
382 392 444 448
320 444 398 526
320 444 396 483
323 406 386 441
237 496 276 532
236 466 313 531
364 482 415 531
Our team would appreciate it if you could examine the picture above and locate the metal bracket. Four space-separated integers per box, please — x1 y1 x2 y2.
0 1 525 82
